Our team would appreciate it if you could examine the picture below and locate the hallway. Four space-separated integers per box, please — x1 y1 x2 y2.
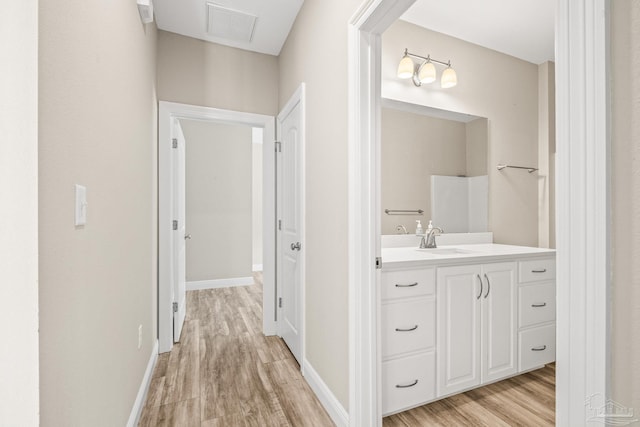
138 275 334 426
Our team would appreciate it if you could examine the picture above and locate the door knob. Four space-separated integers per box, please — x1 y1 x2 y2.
185 234 192 240
290 242 301 251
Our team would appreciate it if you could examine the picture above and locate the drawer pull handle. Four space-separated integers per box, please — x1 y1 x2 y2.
532 269 547 273
531 302 547 308
395 325 418 332
395 282 418 288
531 345 547 352
395 379 418 388
476 275 483 300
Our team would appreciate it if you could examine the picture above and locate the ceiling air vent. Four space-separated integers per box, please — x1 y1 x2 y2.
206 3 257 43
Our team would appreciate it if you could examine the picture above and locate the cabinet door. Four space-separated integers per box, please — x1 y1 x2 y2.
437 265 482 396
481 262 518 383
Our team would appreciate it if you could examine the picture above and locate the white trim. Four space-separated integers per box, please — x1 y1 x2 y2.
126 340 159 427
276 83 306 370
252 263 263 272
303 359 349 427
348 1 416 426
186 277 254 291
159 101 277 353
555 0 610 424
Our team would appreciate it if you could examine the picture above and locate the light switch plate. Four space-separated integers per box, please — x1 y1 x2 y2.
75 184 87 226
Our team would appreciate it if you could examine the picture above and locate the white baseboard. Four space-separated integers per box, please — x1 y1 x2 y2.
186 276 254 291
127 339 158 427
303 359 349 427
252 263 263 272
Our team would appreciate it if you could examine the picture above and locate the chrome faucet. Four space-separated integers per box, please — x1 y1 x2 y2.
420 226 443 249
396 225 408 234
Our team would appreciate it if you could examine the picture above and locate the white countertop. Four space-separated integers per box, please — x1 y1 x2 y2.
381 243 556 269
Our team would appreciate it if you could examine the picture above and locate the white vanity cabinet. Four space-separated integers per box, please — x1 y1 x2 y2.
380 267 437 415
517 257 556 372
380 245 556 416
436 262 517 396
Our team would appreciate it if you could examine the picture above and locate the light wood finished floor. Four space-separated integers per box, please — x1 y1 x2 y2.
138 273 334 426
139 273 555 426
383 363 556 427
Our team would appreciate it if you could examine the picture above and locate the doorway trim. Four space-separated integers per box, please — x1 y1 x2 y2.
347 0 611 425
158 101 276 353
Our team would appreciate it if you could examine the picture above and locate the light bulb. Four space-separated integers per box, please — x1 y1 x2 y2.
441 67 457 88
397 55 414 79
418 62 436 84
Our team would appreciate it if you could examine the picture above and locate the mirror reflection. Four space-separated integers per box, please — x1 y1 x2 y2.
381 99 489 235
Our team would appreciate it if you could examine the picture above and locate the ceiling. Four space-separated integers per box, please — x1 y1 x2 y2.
152 0 304 56
152 0 555 64
400 0 555 64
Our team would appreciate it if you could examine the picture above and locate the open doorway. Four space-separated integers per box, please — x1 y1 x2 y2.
158 102 276 353
348 0 610 425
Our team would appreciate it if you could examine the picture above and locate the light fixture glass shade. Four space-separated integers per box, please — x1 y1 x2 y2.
441 67 457 88
397 55 414 79
418 62 436 84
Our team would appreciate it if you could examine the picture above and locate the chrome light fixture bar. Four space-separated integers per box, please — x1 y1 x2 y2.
397 48 457 89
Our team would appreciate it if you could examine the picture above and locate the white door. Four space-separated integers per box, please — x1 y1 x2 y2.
437 264 482 396
277 85 305 364
172 119 187 342
481 262 517 383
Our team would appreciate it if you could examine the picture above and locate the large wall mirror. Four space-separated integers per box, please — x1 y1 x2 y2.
381 98 489 235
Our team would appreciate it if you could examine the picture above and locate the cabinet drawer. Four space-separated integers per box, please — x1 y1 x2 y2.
519 324 556 371
382 352 435 415
519 282 556 328
518 258 556 283
381 268 435 300
382 298 435 358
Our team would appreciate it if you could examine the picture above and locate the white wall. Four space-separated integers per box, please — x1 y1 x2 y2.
252 128 264 269
39 1 158 424
181 119 253 281
0 1 39 424
382 20 539 246
611 0 640 414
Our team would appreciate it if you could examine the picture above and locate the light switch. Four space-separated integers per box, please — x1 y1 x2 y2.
75 184 87 226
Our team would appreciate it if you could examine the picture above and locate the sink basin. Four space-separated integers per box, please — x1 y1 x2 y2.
415 248 477 256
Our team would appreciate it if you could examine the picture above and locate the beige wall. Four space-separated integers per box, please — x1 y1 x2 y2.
382 21 539 246
181 119 253 281
538 62 556 249
381 108 468 234
157 31 279 116
38 1 158 425
466 118 488 178
278 0 361 408
611 0 640 413
0 1 39 424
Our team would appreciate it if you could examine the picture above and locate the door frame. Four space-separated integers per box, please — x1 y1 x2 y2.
276 83 306 371
158 101 277 353
347 0 610 425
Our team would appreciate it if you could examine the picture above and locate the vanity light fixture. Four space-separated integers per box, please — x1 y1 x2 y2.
397 48 457 89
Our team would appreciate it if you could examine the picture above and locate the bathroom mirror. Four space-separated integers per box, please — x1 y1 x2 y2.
381 98 489 235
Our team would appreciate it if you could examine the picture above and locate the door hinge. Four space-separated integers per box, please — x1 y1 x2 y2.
172 138 178 149
173 220 178 230
278 297 283 308
275 141 282 152
173 302 178 313
375 257 382 269
278 219 282 230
